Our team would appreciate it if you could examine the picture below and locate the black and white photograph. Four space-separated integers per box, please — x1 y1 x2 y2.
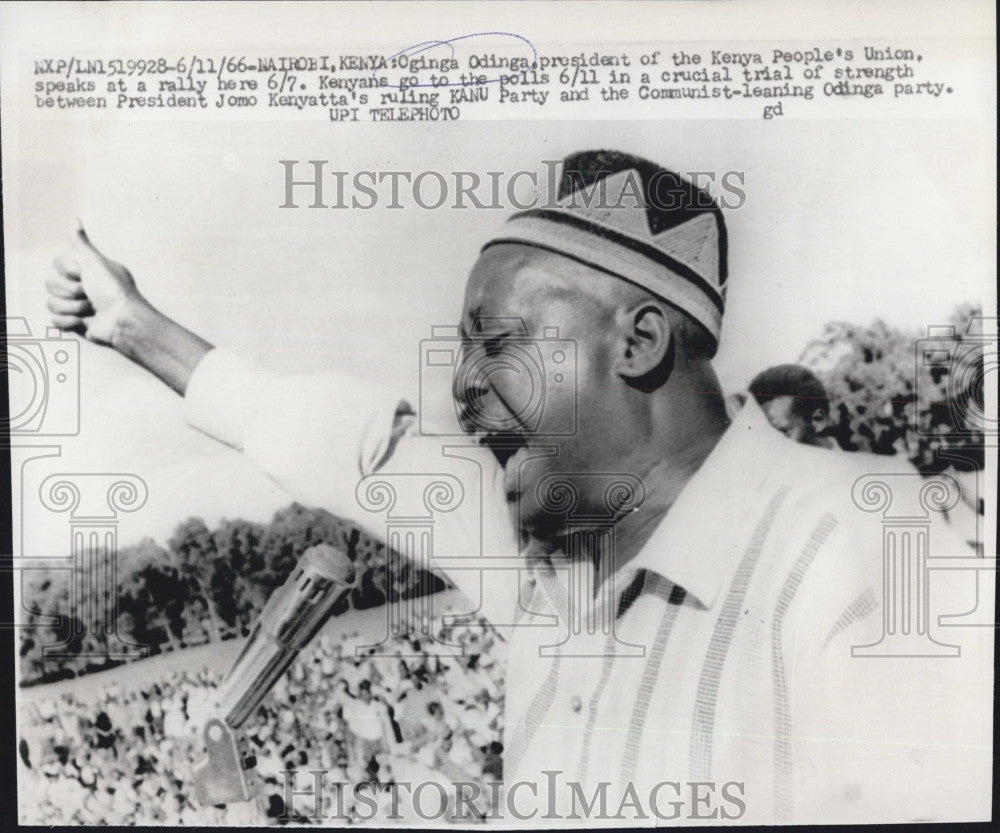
2 1 996 826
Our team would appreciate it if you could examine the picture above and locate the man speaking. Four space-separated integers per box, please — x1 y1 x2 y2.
45 150 991 824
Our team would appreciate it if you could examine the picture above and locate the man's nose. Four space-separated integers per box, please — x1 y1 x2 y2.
454 348 519 434
453 364 490 433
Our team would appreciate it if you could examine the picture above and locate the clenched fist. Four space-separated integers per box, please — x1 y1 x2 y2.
47 224 145 346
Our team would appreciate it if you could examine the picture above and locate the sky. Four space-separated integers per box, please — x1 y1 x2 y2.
5 116 996 555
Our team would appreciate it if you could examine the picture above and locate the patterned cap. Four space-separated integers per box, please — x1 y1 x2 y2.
482 151 728 355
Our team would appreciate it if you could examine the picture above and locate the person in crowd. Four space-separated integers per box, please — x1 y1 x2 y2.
340 679 395 776
42 149 989 822
748 363 836 447
20 613 504 824
724 390 747 420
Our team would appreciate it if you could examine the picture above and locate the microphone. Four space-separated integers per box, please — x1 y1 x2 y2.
191 543 355 806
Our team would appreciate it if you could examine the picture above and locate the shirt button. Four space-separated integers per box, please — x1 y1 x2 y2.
570 694 583 713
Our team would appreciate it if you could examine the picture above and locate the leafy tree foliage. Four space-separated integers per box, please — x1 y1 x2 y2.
19 504 447 685
800 304 987 473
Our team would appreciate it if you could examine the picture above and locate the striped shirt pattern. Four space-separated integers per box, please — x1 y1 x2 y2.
183 349 993 824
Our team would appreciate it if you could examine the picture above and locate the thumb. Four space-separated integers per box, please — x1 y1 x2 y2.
75 222 113 269
76 220 96 251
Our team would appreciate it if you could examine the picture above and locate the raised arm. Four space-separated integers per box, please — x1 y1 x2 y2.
48 225 212 394
46 225 412 513
45 228 520 627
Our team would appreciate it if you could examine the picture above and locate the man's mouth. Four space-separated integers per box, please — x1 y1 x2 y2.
477 430 529 469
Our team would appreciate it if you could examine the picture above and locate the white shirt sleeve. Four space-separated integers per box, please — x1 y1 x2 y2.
183 348 521 627
184 348 408 512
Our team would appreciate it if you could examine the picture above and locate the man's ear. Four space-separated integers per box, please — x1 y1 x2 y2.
614 300 675 388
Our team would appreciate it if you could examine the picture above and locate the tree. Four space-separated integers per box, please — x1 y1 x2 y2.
20 503 450 684
169 518 224 642
118 537 177 654
800 304 986 473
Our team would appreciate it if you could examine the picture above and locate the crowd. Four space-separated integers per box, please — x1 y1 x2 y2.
742 364 985 537
18 612 505 825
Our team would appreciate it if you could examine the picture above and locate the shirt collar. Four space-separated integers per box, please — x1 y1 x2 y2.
624 396 787 609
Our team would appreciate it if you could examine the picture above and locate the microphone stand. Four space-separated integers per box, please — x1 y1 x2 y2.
191 544 354 807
